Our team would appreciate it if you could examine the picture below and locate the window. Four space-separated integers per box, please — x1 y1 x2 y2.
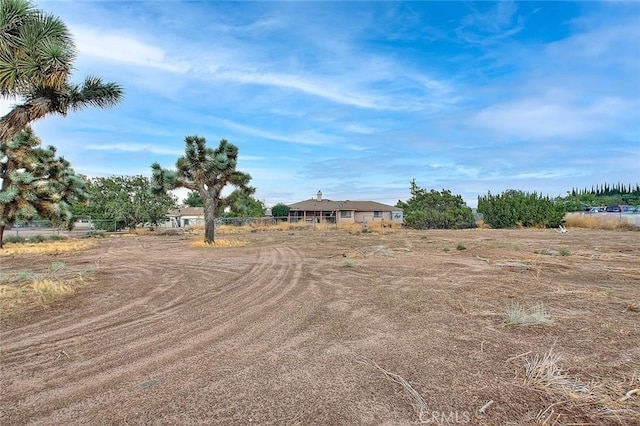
373 211 382 218
340 211 352 218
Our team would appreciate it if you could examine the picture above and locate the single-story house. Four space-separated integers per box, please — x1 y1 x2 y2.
287 191 403 224
165 207 204 227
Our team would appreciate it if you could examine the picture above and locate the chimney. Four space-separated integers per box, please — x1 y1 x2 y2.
317 190 322 201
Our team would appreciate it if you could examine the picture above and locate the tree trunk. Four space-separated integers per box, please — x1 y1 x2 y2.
203 189 216 244
0 99 51 142
0 225 4 249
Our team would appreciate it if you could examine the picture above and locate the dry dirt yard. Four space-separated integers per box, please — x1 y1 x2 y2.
1 227 639 425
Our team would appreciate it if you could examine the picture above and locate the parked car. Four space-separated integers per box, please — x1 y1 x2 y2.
588 207 605 213
605 205 635 213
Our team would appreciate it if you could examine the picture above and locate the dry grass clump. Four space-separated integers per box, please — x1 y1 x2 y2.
32 279 75 304
0 262 93 315
189 238 246 248
0 239 96 256
564 214 639 230
361 358 430 423
515 347 640 425
504 302 552 325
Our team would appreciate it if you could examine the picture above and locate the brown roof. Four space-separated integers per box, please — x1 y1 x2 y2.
288 199 400 212
167 207 204 217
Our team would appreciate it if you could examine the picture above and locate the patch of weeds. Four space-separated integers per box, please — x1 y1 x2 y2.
443 247 450 252
3 235 27 244
341 258 354 267
504 302 525 324
49 261 66 273
32 279 74 304
558 248 570 256
47 235 67 241
504 302 552 325
534 249 554 256
456 242 466 251
28 234 48 243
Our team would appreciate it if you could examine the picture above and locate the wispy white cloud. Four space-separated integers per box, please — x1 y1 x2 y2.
456 0 523 44
208 116 339 146
84 143 184 156
70 25 191 73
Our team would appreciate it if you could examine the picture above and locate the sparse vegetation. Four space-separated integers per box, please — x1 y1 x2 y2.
504 302 551 325
0 239 95 256
341 259 353 267
456 242 466 250
0 261 93 315
189 238 246 248
558 247 570 256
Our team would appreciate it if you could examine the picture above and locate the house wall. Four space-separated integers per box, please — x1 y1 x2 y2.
336 210 356 224
180 215 204 227
354 211 393 223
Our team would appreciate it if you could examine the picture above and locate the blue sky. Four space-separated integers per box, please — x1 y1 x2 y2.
3 1 639 207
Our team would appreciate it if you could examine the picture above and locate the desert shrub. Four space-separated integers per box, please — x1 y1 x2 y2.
3 235 27 244
341 259 353 267
558 248 570 256
456 242 466 250
398 180 475 229
27 235 48 243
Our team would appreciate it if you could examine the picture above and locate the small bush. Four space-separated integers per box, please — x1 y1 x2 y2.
28 235 48 243
558 248 570 256
443 247 450 252
456 242 466 251
341 259 353 267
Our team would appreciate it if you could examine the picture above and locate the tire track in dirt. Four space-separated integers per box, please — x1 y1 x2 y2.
1 241 307 424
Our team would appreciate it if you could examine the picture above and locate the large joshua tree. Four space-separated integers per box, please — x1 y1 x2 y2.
151 136 254 244
0 0 122 141
0 127 87 248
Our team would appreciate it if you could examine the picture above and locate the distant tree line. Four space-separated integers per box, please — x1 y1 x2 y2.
399 181 639 231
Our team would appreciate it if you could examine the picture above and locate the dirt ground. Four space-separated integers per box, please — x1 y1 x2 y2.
1 227 639 425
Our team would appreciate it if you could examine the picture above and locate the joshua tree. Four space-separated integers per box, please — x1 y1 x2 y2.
0 127 87 248
0 0 123 141
151 136 253 244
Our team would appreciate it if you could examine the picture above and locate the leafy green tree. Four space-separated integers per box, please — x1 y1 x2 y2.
0 127 87 248
218 189 264 217
0 0 123 141
83 176 176 230
477 189 565 228
151 136 253 244
271 203 290 219
183 190 204 207
397 180 474 229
